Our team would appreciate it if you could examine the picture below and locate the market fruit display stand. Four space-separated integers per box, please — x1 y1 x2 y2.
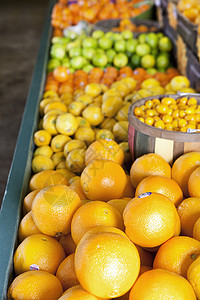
0 1 56 298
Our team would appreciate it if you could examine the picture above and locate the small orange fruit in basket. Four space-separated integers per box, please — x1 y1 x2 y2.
75 231 140 299
85 139 124 166
71 200 124 244
7 270 63 300
153 236 200 277
80 159 126 201
172 152 200 197
135 175 183 206
129 268 196 299
130 153 171 189
14 234 65 275
56 253 79 291
32 185 81 237
123 192 180 248
177 197 200 237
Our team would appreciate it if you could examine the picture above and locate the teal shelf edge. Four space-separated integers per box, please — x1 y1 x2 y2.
0 1 56 299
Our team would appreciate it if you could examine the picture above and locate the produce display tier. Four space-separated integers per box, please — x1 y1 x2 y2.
0 0 56 298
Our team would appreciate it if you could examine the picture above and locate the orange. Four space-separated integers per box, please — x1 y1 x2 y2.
129 268 196 300
32 185 81 237
135 245 154 267
59 233 77 256
193 218 200 241
188 166 200 197
79 226 127 240
121 174 135 198
187 255 200 299
69 177 88 200
14 234 65 275
177 197 200 237
7 271 63 300
130 153 171 189
56 253 79 291
81 159 126 201
172 151 200 197
139 265 152 276
75 231 140 299
53 66 69 83
71 200 124 244
85 139 124 166
22 189 40 215
29 170 69 190
18 211 41 242
107 198 130 216
135 175 183 206
123 192 180 248
58 285 104 300
153 236 200 277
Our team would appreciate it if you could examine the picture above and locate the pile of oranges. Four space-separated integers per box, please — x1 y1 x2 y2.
112 18 157 33
8 148 200 299
51 0 151 36
177 0 200 26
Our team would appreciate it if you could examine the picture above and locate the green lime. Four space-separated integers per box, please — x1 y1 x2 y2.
66 40 81 51
131 54 141 68
83 64 94 73
158 37 173 52
82 37 98 48
113 53 128 68
98 37 113 50
122 30 133 40
114 40 126 52
92 30 105 39
126 39 138 53
50 44 66 60
62 57 70 68
106 49 116 63
69 47 82 58
113 33 123 41
82 47 96 60
141 54 155 69
47 58 61 72
145 33 158 49
146 68 157 75
92 53 108 67
138 33 147 44
156 54 170 69
135 43 151 56
70 56 88 69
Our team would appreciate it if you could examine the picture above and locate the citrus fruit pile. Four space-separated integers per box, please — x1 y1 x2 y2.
112 18 157 33
48 31 174 72
177 0 200 26
51 0 151 32
134 92 200 132
8 149 200 299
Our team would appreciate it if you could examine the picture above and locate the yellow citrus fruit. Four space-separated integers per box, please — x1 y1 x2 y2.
153 236 200 277
74 126 95 146
33 145 53 158
82 106 104 126
121 174 135 198
85 83 102 97
75 231 140 298
129 268 196 300
56 113 79 136
188 166 200 197
187 255 200 299
29 170 68 191
170 76 190 92
123 192 180 248
56 253 79 291
58 285 104 300
51 134 72 152
31 155 55 173
7 271 63 300
107 198 130 216
59 233 77 256
18 212 41 242
69 177 88 200
23 189 40 215
81 160 127 201
56 169 76 181
172 152 200 197
193 218 200 241
135 175 183 206
32 185 81 237
177 197 200 237
130 153 171 189
14 234 65 275
34 130 52 147
71 200 124 244
85 139 124 166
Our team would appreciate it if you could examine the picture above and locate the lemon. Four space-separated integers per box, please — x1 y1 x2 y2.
120 77 137 92
39 99 55 116
34 130 52 147
74 127 95 145
85 83 102 97
51 152 65 167
64 140 87 157
44 101 67 114
113 121 129 142
66 149 86 173
82 106 104 126
116 104 130 121
76 117 91 128
51 134 71 153
56 168 76 181
60 94 73 106
32 155 54 173
141 78 160 89
93 95 103 106
100 118 116 130
56 113 79 136
102 89 122 102
33 146 53 158
44 110 63 118
68 101 86 116
101 97 124 118
111 81 131 97
96 129 114 140
170 76 190 92
149 86 165 96
43 114 59 136
43 91 58 98
76 94 93 105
